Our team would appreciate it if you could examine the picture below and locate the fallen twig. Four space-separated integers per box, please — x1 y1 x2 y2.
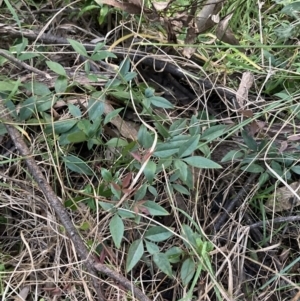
0 98 151 301
250 215 300 229
0 23 237 101
0 100 106 301
94 263 150 301
0 49 50 78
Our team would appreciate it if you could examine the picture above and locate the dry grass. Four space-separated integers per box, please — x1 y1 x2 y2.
1 1 300 301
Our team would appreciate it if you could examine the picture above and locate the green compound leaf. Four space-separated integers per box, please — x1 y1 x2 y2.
104 107 123 125
63 155 94 176
145 240 159 255
240 163 264 173
68 103 82 118
241 130 257 151
148 96 174 109
153 252 173 277
88 98 104 121
172 183 190 195
54 119 78 134
68 38 88 57
181 224 197 249
119 57 130 77
145 226 173 242
178 134 200 158
109 214 124 249
174 159 188 181
181 258 196 286
55 76 68 94
141 201 169 216
183 156 222 169
201 125 228 141
143 161 156 183
126 239 144 273
46 61 67 76
291 165 300 175
221 150 244 163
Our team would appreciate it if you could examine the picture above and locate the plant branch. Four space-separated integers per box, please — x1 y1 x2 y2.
94 263 150 301
0 49 50 78
0 100 106 301
0 97 151 301
0 24 236 100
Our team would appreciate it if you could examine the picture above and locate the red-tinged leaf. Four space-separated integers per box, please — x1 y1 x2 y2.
130 151 142 162
140 207 150 215
111 182 121 191
128 0 142 7
143 150 153 162
122 172 132 188
141 201 169 216
99 247 107 263
122 188 131 193
256 121 266 129
43 287 59 292
136 201 150 215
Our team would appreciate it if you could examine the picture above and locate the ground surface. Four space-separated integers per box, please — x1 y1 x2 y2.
1 1 300 301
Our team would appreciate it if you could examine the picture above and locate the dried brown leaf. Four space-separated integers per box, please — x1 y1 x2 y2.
240 109 253 118
265 181 300 212
14 286 30 300
95 0 142 14
104 102 138 141
248 120 260 136
195 0 223 33
183 26 197 58
236 72 254 109
288 134 300 141
128 0 142 7
279 141 288 153
153 0 170 11
216 13 244 51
